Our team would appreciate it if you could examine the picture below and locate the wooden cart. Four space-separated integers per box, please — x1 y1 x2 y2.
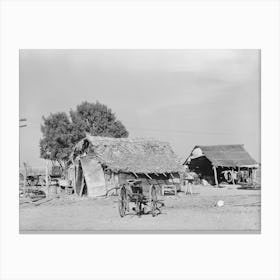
118 179 163 217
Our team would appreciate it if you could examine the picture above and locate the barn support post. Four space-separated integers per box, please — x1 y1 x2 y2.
249 167 253 184
252 168 256 182
114 173 119 195
237 166 240 183
213 165 218 187
252 168 256 188
232 168 235 185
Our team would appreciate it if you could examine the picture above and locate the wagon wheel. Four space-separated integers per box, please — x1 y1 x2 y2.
150 185 157 217
118 185 127 218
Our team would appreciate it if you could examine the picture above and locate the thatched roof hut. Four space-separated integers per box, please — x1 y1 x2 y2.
73 134 183 173
70 134 183 197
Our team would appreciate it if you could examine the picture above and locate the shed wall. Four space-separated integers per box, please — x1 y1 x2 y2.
80 157 106 197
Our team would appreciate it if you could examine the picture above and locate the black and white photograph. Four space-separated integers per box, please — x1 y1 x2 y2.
1 1 280 280
19 49 261 233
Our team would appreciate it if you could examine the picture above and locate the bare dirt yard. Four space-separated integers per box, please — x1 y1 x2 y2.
19 185 261 233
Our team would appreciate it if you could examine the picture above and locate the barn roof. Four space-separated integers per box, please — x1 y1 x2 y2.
186 144 257 167
72 134 183 174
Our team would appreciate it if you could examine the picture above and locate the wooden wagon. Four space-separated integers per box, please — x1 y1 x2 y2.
118 179 164 217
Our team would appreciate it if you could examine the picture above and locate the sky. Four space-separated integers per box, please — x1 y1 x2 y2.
19 49 261 167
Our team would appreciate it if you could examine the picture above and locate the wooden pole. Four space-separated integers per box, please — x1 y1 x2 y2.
45 160 49 196
252 168 256 188
249 167 252 184
145 173 152 180
79 176 85 196
213 165 218 187
23 164 27 196
114 173 119 195
73 162 76 194
252 168 256 182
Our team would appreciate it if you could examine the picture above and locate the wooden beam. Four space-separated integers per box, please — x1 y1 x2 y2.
252 168 256 181
170 173 175 179
213 165 218 187
133 172 138 178
145 173 152 180
163 173 167 177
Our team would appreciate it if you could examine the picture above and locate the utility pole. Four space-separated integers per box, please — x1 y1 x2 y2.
20 118 27 196
45 151 51 197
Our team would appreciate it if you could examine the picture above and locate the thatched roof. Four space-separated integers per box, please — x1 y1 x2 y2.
185 144 257 167
73 135 183 174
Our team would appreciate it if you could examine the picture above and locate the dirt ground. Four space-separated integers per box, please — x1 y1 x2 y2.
19 185 261 233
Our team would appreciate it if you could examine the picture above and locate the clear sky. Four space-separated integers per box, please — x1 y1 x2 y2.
19 49 260 167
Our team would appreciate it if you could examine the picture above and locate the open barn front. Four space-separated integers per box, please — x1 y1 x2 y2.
184 145 259 187
75 157 106 197
188 156 216 185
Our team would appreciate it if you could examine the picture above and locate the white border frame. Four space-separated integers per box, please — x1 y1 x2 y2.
1 1 280 280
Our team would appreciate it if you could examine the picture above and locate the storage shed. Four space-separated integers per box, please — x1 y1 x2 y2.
69 134 184 197
184 145 258 186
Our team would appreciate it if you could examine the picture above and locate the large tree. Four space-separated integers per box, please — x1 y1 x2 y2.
40 101 129 166
40 112 72 167
70 101 129 141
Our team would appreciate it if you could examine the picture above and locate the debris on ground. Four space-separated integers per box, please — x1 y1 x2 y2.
216 200 224 207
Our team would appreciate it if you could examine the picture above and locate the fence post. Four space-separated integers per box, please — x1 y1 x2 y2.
45 160 49 196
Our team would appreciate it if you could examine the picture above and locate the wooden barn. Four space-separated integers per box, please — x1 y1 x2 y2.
68 134 184 197
184 145 259 186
